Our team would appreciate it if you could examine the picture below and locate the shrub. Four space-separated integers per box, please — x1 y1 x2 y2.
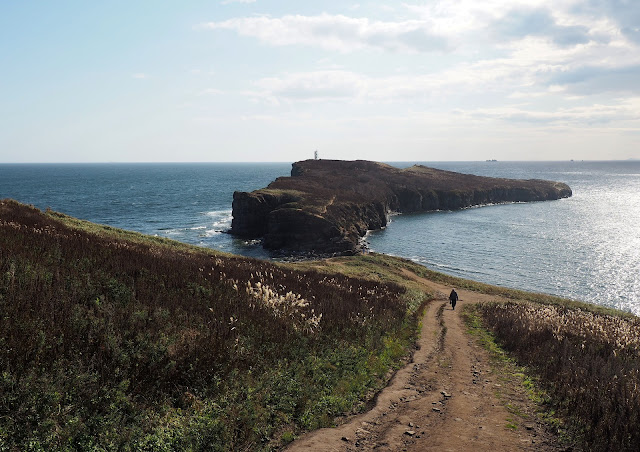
477 301 640 451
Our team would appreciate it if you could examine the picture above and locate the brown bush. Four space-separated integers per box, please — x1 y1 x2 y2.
478 301 640 451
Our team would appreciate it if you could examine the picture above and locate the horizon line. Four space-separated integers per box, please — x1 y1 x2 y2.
1 158 638 165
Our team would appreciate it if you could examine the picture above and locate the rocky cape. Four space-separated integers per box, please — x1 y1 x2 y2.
231 160 572 255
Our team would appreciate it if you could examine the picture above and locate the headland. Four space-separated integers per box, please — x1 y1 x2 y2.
231 159 572 255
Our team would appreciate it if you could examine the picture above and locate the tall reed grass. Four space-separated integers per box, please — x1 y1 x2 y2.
478 301 640 451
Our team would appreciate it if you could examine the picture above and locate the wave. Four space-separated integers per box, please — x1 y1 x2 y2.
203 209 233 228
204 209 232 218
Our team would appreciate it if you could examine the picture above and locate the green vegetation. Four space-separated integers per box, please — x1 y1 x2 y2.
4 197 640 451
0 200 424 450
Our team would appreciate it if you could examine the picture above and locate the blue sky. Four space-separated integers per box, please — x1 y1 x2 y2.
1 0 639 163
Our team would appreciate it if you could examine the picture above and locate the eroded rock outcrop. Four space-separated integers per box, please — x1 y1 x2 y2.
231 160 572 255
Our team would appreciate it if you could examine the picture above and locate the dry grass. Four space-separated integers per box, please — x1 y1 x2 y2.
0 199 420 450
478 301 640 451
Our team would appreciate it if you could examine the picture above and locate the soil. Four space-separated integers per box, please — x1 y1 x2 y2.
286 272 565 452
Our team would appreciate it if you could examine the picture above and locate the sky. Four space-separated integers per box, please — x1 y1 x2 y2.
1 0 639 163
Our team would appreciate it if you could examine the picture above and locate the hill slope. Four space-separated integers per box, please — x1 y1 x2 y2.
3 199 638 451
0 199 422 450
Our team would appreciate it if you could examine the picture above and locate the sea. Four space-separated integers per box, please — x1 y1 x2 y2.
1 161 638 315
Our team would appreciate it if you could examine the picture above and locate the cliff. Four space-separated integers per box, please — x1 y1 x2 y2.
231 160 572 255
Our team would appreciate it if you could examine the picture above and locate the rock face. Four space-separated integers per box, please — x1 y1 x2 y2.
231 160 572 255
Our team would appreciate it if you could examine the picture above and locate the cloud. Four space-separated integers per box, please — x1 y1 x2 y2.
132 73 148 79
492 8 591 47
245 62 548 105
201 1 640 131
549 65 640 94
200 14 450 53
579 0 640 43
462 99 640 126
248 70 363 104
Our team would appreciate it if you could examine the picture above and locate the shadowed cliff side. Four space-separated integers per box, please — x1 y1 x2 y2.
231 160 572 255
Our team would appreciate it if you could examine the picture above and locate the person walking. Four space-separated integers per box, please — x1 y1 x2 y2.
449 289 458 310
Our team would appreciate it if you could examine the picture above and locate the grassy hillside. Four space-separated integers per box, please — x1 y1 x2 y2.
0 200 425 450
3 198 639 451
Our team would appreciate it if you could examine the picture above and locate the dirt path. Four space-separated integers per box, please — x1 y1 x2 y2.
286 273 560 451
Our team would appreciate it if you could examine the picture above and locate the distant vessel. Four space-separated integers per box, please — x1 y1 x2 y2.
486 159 498 162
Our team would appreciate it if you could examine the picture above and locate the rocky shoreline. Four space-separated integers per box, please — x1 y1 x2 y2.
231 160 572 255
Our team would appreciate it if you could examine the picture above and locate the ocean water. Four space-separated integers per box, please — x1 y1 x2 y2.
369 161 640 315
1 161 639 315
0 163 291 259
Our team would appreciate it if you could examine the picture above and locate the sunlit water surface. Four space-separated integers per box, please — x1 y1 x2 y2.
1 161 638 314
368 161 640 315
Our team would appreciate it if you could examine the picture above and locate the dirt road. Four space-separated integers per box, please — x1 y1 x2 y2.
287 274 561 451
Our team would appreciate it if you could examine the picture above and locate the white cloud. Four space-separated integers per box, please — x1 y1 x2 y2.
244 57 564 105
462 100 640 126
250 70 363 104
132 73 148 79
237 64 640 134
196 0 640 148
200 14 450 53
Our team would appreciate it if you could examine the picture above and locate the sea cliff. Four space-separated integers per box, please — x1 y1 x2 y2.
231 160 572 255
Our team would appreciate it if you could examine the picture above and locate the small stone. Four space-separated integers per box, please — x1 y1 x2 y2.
341 436 350 442
409 422 414 427
455 418 463 422
432 407 441 412
405 430 416 436
525 424 535 431
441 391 452 398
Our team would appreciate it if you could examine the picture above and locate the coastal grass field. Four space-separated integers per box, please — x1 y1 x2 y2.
0 200 425 451
2 199 640 450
